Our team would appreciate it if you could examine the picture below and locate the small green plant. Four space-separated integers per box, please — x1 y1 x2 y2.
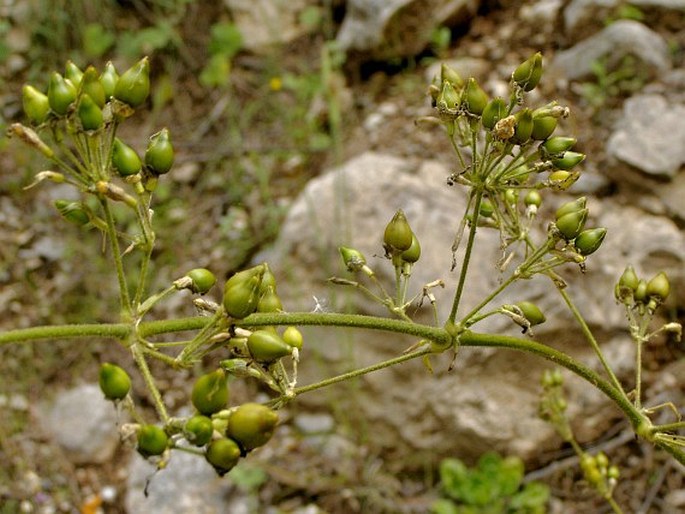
3 52 684 510
432 452 549 514
199 21 244 89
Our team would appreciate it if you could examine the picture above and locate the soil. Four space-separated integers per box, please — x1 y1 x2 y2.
1 0 684 513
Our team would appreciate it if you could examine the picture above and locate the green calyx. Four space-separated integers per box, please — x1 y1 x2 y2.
22 85 50 125
512 52 543 92
80 66 106 108
541 136 576 156
226 403 279 452
440 63 464 88
145 128 174 175
48 72 77 116
186 268 217 294
531 114 557 141
282 326 304 349
137 425 168 457
64 60 83 87
551 151 585 171
247 329 292 362
524 190 542 208
191 369 229 415
555 197 587 220
205 438 241 476
574 227 607 256
516 301 546 326
223 264 265 319
111 138 142 176
401 234 421 264
54 200 90 226
646 271 670 302
77 94 104 131
100 62 119 99
548 170 580 191
184 415 214 447
512 108 533 145
383 209 414 252
437 80 460 113
463 77 489 116
556 208 588 240
98 362 131 400
114 57 150 108
257 285 283 313
482 97 507 130
339 246 367 272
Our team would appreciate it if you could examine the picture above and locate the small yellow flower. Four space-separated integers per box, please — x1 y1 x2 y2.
269 77 283 91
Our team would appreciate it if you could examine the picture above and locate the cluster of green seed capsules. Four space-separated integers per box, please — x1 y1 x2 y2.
12 57 174 225
615 265 670 314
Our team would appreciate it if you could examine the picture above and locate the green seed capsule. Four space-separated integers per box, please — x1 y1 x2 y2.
226 403 279 452
512 108 533 145
383 209 414 252
100 61 119 99
98 362 131 400
524 190 542 208
436 80 460 112
78 94 104 131
282 326 303 349
339 246 367 272
531 114 557 141
541 136 576 156
187 268 217 294
137 425 168 457
646 271 670 301
401 234 421 264
516 301 546 326
619 265 639 291
22 85 50 124
574 227 607 256
114 57 150 108
65 61 83 87
54 200 90 226
257 285 283 313
556 208 588 240
111 138 142 176
634 279 648 303
551 151 585 171
223 267 264 319
184 415 214 447
504 188 518 206
145 128 174 175
555 197 587 220
512 52 543 92
247 330 292 362
548 170 580 190
463 77 488 116
80 66 106 108
479 198 494 218
440 63 463 88
48 72 77 115
482 97 507 130
205 438 241 476
191 370 229 416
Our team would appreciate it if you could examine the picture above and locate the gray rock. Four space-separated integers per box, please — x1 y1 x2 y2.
607 94 685 178
40 384 119 464
268 152 684 464
551 20 671 81
336 0 481 59
224 0 314 52
126 450 244 514
564 0 685 33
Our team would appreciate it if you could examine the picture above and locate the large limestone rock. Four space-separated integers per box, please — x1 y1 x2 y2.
267 151 685 465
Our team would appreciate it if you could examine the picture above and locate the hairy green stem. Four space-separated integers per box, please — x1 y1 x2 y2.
100 199 132 315
131 341 169 422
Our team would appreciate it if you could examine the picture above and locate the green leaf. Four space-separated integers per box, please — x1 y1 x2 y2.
440 458 470 500
208 22 243 58
496 456 525 497
82 23 115 58
509 482 550 511
199 54 231 88
431 498 460 514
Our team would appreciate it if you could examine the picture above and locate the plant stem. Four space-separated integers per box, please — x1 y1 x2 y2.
100 198 132 315
131 341 169 422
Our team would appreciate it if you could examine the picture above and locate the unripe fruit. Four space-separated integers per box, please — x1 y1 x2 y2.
114 57 150 108
111 138 142 177
512 52 543 92
524 190 542 208
226 403 279 451
634 279 648 303
257 285 283 313
80 66 106 108
401 234 421 263
247 330 292 362
78 94 104 131
54 200 90 226
548 170 579 190
22 85 50 124
516 301 546 326
222 265 265 319
191 370 229 415
282 326 303 349
504 189 518 206
646 271 670 301
137 425 168 457
339 246 367 272
619 265 639 291
64 60 83 87
184 415 214 447
551 151 585 170
556 208 588 240
98 362 131 400
437 80 460 112
574 227 607 256
48 72 77 115
187 268 217 294
531 114 557 140
541 136 576 156
479 198 494 218
482 97 507 130
205 438 241 476
100 62 119 99
145 128 174 175
440 63 463 88
383 209 413 252
463 77 488 116
555 197 587 220
512 108 533 145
